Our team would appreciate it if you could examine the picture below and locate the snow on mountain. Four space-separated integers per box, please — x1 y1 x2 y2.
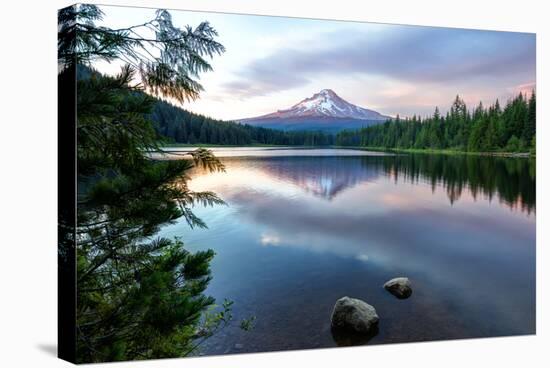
244 89 390 121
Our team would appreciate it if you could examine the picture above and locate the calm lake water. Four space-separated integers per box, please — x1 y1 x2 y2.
159 148 536 355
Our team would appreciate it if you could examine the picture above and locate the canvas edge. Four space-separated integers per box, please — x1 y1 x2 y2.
58 3 78 364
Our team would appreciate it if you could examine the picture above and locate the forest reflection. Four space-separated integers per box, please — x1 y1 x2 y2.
381 154 535 214
203 153 535 214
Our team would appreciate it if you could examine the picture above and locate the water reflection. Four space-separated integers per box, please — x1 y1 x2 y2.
160 150 535 354
250 156 382 199
384 154 536 214
191 153 535 212
331 326 379 347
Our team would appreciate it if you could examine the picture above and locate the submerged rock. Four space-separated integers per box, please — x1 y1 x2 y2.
331 296 379 334
383 277 412 299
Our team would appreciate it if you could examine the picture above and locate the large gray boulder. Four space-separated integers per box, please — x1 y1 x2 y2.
383 277 412 299
331 296 379 334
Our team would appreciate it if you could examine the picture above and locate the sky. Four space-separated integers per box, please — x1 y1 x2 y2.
94 5 536 121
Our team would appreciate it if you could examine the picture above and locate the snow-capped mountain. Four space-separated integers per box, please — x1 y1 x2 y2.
239 89 390 132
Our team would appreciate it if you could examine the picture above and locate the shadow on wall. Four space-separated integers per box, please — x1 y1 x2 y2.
36 344 57 357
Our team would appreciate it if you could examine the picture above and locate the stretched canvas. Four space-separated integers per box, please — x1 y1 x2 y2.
58 3 536 364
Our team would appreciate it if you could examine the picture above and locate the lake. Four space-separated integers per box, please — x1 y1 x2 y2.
159 148 536 355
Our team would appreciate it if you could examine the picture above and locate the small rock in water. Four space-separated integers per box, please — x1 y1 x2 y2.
383 277 412 299
234 343 244 350
331 296 379 334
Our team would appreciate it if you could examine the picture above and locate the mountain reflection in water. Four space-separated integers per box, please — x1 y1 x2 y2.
189 153 535 211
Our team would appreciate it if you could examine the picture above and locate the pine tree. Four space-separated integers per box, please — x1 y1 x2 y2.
58 5 254 362
523 90 536 146
335 92 535 154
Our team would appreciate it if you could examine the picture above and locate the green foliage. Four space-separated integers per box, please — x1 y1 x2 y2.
240 316 257 331
336 93 536 154
58 4 249 363
77 65 159 176
59 4 224 103
75 72 229 361
505 135 522 152
77 239 222 361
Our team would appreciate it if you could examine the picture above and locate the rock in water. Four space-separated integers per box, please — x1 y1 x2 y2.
331 297 379 334
383 277 412 299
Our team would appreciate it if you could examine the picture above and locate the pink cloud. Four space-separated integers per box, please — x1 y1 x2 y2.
508 82 536 96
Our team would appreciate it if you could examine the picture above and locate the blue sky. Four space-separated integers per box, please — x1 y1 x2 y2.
94 5 536 120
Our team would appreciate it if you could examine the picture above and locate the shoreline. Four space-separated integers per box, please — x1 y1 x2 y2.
160 143 534 158
337 146 534 158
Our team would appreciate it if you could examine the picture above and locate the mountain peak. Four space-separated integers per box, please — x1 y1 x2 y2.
319 88 336 95
279 89 388 120
239 89 391 132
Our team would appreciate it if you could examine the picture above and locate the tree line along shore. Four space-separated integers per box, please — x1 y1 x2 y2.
154 92 536 155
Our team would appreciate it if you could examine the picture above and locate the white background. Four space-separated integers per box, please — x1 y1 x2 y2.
0 0 547 366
